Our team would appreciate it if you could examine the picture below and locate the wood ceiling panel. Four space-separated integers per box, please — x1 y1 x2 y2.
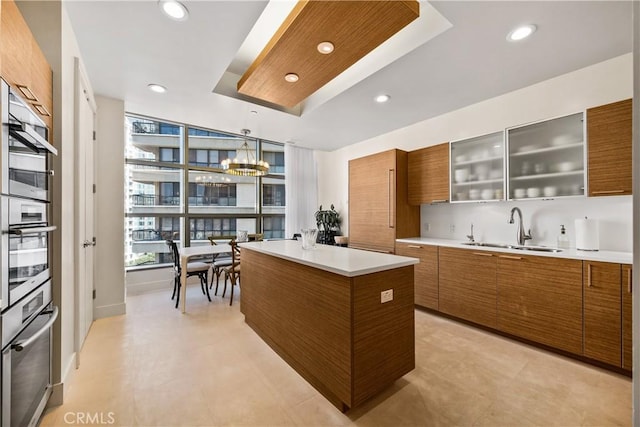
237 0 419 108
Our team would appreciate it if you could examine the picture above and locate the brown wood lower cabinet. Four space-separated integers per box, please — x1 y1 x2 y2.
622 264 633 370
395 242 438 309
583 261 621 366
497 254 583 354
439 247 497 328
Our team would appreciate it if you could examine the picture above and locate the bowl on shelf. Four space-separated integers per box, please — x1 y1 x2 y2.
468 189 481 200
556 161 576 172
455 154 468 163
456 192 468 201
526 187 541 198
518 145 536 153
543 186 558 197
513 188 526 198
481 189 494 199
454 168 469 183
551 134 574 146
489 169 502 179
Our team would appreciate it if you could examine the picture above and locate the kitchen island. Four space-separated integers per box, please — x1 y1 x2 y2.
239 240 419 411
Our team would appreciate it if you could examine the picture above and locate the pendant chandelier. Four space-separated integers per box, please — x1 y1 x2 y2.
221 129 269 177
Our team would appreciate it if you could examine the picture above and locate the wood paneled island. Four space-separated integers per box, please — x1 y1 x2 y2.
239 240 419 411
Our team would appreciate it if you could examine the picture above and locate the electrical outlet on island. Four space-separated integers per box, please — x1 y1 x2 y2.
380 289 393 303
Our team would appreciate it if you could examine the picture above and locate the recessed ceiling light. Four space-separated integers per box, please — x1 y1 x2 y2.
507 24 536 42
148 83 167 93
317 41 335 54
159 0 189 21
374 94 391 103
284 73 299 83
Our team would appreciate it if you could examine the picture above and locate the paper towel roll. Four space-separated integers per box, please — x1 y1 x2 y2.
575 218 599 251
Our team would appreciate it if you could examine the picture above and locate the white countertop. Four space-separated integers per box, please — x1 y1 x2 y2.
396 237 632 264
240 240 419 277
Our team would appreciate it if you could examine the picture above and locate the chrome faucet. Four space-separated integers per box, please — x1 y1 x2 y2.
466 223 475 242
508 207 532 246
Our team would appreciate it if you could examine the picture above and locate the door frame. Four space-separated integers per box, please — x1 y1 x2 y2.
73 57 97 367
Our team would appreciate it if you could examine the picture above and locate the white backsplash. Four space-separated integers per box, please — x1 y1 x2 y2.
420 195 632 252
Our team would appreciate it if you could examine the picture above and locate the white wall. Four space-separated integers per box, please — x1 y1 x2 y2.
317 53 633 250
94 96 126 318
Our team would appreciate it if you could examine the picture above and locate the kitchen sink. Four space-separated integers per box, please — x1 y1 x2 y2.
461 242 514 249
512 246 563 253
461 242 563 252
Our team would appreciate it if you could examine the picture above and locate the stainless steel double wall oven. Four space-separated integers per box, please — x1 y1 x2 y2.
0 79 58 427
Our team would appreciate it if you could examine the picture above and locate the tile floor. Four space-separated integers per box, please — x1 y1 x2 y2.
41 286 632 426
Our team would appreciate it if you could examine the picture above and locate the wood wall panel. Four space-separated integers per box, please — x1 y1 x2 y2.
241 248 415 410
241 249 352 406
497 255 583 354
352 266 414 407
583 261 621 366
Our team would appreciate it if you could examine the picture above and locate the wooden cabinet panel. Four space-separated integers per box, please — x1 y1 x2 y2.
622 265 632 370
584 261 621 366
349 149 419 253
1 0 32 90
408 142 449 205
29 37 53 129
395 242 438 309
497 255 583 354
0 0 53 130
587 99 632 196
439 247 497 328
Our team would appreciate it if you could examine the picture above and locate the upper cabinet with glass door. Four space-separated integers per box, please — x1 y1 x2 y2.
450 131 505 202
507 112 585 200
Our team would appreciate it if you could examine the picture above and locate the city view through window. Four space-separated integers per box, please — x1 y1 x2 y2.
125 116 285 268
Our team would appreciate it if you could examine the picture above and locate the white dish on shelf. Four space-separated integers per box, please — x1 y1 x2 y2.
455 154 468 163
556 161 576 172
518 145 537 153
527 187 541 198
551 134 574 146
454 168 469 183
514 188 526 198
489 169 502 179
468 189 480 200
543 186 558 197
481 189 494 199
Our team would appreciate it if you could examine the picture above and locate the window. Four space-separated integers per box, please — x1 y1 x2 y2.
263 216 285 239
188 183 237 206
263 184 285 206
125 114 285 269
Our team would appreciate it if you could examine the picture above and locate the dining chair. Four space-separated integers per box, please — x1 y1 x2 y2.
220 239 241 305
207 236 232 295
167 240 211 308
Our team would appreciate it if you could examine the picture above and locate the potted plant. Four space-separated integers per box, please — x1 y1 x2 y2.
314 204 341 245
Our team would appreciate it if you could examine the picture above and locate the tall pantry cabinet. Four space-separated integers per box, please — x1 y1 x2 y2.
348 149 420 253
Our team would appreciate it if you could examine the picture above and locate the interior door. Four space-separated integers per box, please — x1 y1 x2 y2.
74 58 97 363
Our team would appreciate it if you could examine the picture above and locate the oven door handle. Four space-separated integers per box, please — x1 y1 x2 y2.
6 225 57 236
7 122 58 155
12 306 58 352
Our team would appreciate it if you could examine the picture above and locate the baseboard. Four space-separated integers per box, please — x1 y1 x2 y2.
94 302 126 319
48 351 77 407
126 278 171 296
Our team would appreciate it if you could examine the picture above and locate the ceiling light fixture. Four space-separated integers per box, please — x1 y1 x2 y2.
284 73 299 83
221 129 269 177
375 94 391 103
148 83 167 93
317 41 335 54
159 0 189 21
507 24 536 42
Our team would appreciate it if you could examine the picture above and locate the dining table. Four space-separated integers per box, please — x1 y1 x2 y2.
178 243 232 313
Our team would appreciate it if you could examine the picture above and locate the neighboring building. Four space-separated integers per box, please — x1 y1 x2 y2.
124 116 285 267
